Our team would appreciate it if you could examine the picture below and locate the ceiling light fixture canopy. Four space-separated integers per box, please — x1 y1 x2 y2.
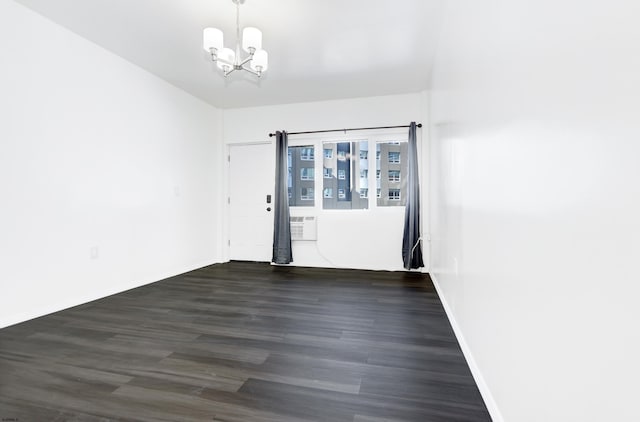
203 0 268 78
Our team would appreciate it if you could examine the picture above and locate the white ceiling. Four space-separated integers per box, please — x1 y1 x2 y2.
14 0 444 109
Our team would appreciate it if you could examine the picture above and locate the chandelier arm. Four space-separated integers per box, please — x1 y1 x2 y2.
241 65 261 77
237 53 255 67
224 67 237 77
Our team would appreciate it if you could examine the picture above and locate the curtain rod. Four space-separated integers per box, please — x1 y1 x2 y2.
268 123 422 137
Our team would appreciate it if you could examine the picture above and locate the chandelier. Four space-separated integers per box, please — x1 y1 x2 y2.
203 0 268 78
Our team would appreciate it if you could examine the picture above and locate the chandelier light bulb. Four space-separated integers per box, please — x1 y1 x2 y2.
203 27 223 52
216 47 236 71
242 27 262 53
250 49 268 73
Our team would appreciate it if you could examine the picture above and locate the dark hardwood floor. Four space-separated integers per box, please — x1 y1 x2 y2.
0 261 491 421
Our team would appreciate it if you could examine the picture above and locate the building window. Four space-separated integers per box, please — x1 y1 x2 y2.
376 188 381 198
338 189 346 199
300 167 314 180
376 170 381 179
360 169 368 178
337 150 347 160
360 150 368 160
376 151 381 160
323 188 333 198
338 169 346 180
360 188 368 198
323 167 333 178
388 170 400 182
389 189 401 200
324 148 333 158
388 152 400 163
301 147 315 161
301 187 314 200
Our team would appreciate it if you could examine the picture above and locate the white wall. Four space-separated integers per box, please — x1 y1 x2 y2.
0 1 224 328
429 1 640 421
223 94 429 271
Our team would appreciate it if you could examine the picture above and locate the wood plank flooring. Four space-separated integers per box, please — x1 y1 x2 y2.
0 261 491 421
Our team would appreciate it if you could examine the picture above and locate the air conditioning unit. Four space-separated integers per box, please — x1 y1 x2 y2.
290 216 317 241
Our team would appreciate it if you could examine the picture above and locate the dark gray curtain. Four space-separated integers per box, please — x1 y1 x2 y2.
272 131 293 264
402 122 424 270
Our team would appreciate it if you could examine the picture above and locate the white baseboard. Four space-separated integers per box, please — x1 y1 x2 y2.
430 273 504 422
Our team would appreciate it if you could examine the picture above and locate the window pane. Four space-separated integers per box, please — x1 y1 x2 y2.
300 167 314 180
288 145 314 207
376 141 407 206
301 147 315 160
322 140 368 210
301 187 314 200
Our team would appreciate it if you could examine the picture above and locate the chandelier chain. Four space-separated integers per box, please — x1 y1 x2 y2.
235 1 241 63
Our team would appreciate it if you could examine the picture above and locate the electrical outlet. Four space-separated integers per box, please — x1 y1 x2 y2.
90 246 99 260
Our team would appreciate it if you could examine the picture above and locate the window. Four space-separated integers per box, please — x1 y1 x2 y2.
289 137 408 211
301 147 315 161
300 167 314 180
288 145 314 207
389 189 401 200
322 140 367 209
301 187 314 200
376 141 407 206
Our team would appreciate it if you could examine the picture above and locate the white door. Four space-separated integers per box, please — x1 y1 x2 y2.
229 143 275 261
